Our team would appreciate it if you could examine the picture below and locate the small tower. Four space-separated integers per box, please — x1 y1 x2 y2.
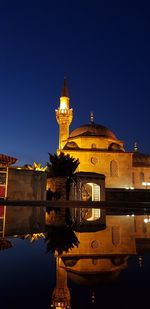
134 142 138 152
55 78 73 149
90 111 94 124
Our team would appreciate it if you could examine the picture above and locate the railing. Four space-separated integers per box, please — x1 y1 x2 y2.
0 199 150 209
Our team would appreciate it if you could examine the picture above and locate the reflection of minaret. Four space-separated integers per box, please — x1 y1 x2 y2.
91 290 95 304
138 255 143 269
55 78 73 150
51 256 71 309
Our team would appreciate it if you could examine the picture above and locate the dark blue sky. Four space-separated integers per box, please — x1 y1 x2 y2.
0 0 150 166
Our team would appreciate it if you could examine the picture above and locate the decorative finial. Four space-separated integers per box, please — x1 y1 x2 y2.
134 142 138 152
90 112 94 124
61 77 69 97
138 255 143 268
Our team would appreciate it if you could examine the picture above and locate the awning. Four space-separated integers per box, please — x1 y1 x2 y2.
0 154 17 166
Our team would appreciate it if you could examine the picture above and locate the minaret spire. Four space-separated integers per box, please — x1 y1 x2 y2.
61 77 69 97
55 78 73 149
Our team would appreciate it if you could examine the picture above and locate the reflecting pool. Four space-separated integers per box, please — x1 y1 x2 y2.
0 205 150 309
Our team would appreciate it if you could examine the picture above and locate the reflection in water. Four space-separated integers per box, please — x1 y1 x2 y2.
0 205 13 250
0 238 12 250
45 226 80 255
46 207 150 308
1 205 150 308
15 233 45 242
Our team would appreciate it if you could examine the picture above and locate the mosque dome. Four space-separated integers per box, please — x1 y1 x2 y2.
64 141 80 150
69 123 117 140
65 256 128 285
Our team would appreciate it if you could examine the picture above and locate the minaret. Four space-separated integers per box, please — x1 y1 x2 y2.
55 78 73 149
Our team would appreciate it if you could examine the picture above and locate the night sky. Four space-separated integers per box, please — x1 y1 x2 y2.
0 0 150 166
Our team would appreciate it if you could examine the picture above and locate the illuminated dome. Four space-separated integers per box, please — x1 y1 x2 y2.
64 141 80 150
65 256 128 285
69 123 117 140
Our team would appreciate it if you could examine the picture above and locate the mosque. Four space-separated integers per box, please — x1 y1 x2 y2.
1 78 150 201
55 78 150 189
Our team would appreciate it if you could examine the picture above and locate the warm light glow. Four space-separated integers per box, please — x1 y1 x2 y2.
144 218 149 223
32 162 47 171
60 97 69 110
144 216 150 223
142 181 150 186
125 187 134 190
60 100 67 109
23 162 47 171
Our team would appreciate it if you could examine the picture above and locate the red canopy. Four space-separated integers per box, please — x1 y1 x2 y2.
0 154 17 166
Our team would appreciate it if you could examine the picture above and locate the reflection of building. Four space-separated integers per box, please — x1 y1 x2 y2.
55 79 150 189
70 172 106 230
49 212 150 307
51 215 136 307
0 206 45 237
0 155 16 237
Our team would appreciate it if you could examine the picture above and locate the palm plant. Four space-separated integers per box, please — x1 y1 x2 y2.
47 152 79 177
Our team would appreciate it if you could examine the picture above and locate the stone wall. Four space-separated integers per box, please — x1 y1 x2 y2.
7 168 47 200
47 176 68 200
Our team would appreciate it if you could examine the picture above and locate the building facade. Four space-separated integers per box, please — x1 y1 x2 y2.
0 154 47 201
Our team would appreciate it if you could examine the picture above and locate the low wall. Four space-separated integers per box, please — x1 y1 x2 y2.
7 168 47 200
106 188 150 202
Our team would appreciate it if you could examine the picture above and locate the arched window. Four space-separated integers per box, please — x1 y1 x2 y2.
110 160 118 177
140 172 144 183
132 172 135 185
91 143 96 149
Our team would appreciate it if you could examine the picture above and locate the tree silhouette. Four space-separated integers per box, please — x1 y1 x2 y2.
47 152 79 177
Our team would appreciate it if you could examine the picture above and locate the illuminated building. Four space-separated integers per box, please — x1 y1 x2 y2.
55 79 150 189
